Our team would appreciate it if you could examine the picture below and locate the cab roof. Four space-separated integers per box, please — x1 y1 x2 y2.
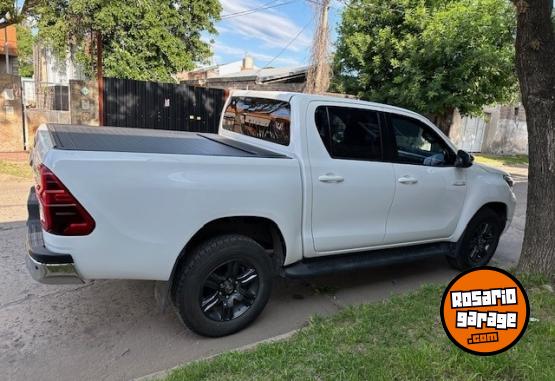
229 90 425 121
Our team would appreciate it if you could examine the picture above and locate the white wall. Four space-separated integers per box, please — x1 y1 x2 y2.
449 105 528 155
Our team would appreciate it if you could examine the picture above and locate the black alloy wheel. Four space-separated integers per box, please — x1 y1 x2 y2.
447 208 503 270
174 234 273 337
467 222 497 264
200 259 260 322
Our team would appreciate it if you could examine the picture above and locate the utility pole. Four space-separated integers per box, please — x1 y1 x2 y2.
305 0 331 94
4 27 9 74
97 31 104 126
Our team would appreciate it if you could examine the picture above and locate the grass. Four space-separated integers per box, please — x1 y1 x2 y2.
0 160 33 179
162 280 554 381
474 154 529 167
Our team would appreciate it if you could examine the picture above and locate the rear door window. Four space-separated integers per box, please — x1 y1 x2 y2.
223 97 291 146
315 106 383 161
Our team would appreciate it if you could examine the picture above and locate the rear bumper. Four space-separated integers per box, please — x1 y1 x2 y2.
26 187 83 284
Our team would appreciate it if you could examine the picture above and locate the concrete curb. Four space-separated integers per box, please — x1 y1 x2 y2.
133 329 299 381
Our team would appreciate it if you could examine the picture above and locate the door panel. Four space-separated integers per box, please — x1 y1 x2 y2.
306 103 396 254
385 164 467 243
384 113 467 244
311 159 396 252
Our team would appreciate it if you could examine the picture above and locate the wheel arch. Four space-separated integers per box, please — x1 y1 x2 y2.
453 201 508 243
481 202 508 230
169 216 286 301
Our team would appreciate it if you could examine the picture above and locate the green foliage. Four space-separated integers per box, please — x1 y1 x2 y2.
16 24 34 77
0 0 20 25
36 0 221 82
333 0 517 119
0 0 13 19
0 0 38 28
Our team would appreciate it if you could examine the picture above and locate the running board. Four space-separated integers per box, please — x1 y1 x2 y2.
283 242 454 279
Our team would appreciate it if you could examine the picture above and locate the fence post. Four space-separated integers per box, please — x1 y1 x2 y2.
97 32 104 126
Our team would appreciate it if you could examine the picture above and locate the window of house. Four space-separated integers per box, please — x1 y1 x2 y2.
314 106 382 161
390 114 454 166
223 97 291 146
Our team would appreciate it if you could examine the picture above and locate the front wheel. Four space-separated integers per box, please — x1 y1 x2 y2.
447 208 503 270
174 234 273 337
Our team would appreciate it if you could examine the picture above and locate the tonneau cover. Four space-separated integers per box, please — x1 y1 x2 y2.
46 124 288 158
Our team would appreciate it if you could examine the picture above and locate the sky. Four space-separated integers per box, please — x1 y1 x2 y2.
210 0 343 68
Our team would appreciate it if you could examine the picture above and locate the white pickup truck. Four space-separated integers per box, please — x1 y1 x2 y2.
26 90 516 336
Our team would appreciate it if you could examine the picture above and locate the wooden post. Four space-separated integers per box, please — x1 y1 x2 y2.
306 0 331 94
97 31 104 126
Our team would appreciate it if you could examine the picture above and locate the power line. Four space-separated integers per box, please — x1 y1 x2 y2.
221 0 298 20
221 0 280 19
261 16 314 69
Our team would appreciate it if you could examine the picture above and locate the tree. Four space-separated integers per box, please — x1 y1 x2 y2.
36 0 221 82
332 0 517 134
514 0 555 279
0 0 38 28
16 24 34 77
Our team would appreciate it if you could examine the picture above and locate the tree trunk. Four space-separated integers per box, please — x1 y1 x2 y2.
514 0 555 279
430 109 454 136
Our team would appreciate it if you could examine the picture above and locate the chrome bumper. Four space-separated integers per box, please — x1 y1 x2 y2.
26 186 84 284
25 254 83 284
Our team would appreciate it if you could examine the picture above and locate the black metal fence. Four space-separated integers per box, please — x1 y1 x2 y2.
103 78 226 133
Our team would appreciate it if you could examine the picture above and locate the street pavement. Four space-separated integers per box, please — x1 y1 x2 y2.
0 171 527 381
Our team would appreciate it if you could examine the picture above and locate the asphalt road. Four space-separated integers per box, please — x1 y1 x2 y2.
0 173 527 381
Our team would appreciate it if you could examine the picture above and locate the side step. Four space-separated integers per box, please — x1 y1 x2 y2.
283 242 454 279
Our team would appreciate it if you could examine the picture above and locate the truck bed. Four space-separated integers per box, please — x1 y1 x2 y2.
45 124 288 158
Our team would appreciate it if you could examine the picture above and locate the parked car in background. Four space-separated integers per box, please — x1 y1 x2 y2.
26 90 516 336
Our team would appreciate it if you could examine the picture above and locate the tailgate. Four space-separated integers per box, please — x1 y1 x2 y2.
30 125 55 178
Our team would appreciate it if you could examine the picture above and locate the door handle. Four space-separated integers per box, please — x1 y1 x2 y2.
398 176 418 185
319 174 344 183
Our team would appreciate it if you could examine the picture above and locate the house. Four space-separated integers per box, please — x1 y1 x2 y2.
0 25 18 74
21 44 87 110
202 65 309 92
177 55 259 84
179 53 308 92
33 44 85 84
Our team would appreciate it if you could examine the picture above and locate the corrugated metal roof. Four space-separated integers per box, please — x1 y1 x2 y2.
206 66 308 83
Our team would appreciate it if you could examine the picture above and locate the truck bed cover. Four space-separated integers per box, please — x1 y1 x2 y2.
45 124 288 158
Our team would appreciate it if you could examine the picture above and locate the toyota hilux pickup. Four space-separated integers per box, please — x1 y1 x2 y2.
26 90 516 336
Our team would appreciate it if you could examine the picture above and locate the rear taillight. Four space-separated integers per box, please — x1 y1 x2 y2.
36 164 95 236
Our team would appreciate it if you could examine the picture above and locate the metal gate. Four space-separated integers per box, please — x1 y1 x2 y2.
459 116 487 153
103 78 226 133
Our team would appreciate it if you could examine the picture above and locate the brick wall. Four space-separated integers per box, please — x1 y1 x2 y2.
70 80 99 126
25 109 71 148
0 74 24 152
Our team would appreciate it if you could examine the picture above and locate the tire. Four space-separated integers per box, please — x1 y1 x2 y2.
447 208 503 270
174 234 274 337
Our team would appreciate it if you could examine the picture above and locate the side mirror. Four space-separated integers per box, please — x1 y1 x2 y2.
455 150 474 168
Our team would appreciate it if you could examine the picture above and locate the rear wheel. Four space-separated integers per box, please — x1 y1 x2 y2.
174 234 273 337
448 208 503 270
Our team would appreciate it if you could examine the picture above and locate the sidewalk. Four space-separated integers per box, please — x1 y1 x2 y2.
0 151 29 162
499 164 528 181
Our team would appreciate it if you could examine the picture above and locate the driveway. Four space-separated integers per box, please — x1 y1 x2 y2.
0 171 527 381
